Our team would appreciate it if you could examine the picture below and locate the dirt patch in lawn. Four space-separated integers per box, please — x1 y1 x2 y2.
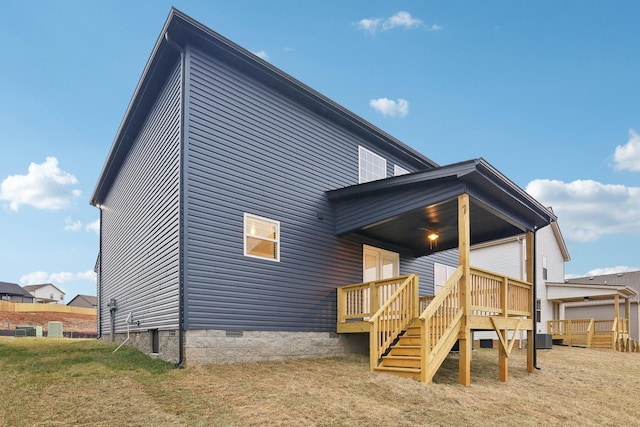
0 310 96 334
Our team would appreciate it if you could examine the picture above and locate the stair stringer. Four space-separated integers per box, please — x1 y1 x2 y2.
422 312 463 383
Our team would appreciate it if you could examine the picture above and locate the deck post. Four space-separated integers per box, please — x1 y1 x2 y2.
625 297 631 352
525 231 535 373
499 276 509 382
613 295 620 350
458 193 471 386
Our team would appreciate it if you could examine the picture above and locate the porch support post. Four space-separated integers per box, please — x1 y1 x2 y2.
458 193 472 386
625 297 631 352
525 231 535 373
614 294 620 351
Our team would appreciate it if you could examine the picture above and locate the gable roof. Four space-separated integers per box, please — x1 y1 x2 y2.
91 8 438 207
565 270 640 302
23 283 66 295
0 281 33 298
67 294 97 307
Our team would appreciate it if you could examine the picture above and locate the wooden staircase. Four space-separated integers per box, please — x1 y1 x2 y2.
374 314 463 382
375 319 422 380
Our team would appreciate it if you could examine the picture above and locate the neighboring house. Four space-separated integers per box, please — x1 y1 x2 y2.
23 284 65 304
67 294 97 309
561 271 640 342
0 281 35 303
470 215 571 341
90 8 555 375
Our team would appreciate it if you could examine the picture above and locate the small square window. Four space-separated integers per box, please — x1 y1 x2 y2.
244 213 280 262
358 146 387 183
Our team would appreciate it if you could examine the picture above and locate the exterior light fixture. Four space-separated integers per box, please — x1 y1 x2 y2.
427 232 439 250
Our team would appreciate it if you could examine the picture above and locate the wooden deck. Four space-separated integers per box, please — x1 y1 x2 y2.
549 318 635 351
337 266 534 385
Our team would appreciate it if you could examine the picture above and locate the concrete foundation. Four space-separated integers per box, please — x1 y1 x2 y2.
105 329 368 366
184 330 368 366
107 329 180 363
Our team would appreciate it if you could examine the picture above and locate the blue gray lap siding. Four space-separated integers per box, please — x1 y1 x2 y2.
98 62 182 335
182 45 447 332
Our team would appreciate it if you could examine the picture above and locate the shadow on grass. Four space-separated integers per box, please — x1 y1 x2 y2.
0 338 174 375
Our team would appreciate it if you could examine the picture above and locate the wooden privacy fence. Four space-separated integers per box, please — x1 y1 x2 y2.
0 301 96 316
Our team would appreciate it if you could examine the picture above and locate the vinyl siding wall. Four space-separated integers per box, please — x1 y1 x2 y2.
535 225 565 333
98 62 182 334
183 46 446 332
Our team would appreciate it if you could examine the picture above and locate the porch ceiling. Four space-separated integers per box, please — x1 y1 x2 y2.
326 158 556 257
546 283 637 303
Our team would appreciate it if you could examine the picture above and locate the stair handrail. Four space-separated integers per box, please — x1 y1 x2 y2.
368 274 419 370
418 266 463 360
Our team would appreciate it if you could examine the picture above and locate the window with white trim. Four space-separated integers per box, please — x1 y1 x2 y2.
542 256 548 280
244 213 280 261
394 165 410 176
358 146 387 183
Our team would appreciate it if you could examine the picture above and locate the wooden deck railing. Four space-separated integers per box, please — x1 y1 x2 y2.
337 275 414 331
419 266 464 382
549 319 593 347
469 267 531 316
549 318 630 350
367 275 419 369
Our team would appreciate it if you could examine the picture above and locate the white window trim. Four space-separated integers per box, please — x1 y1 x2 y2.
243 213 280 262
394 165 410 176
358 146 387 183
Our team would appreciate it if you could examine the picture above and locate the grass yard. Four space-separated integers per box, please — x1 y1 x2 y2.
1 337 639 426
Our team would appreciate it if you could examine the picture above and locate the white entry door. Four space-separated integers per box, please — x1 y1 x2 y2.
363 245 399 281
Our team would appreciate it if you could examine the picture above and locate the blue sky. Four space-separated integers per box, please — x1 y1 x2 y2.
1 1 639 300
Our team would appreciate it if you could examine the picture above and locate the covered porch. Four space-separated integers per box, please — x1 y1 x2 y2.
328 159 556 385
547 283 637 351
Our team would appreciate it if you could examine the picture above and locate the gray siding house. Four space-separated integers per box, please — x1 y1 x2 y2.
0 282 35 303
91 9 554 366
563 271 640 342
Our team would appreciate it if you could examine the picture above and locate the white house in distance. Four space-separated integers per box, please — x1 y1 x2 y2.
23 284 65 304
470 214 570 344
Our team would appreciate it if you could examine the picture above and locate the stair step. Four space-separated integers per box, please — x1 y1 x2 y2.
388 345 421 356
374 365 421 381
381 355 421 368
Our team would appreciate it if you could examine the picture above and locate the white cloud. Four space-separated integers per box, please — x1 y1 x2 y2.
356 18 382 34
613 129 640 172
526 179 640 242
85 219 100 233
0 157 81 212
369 98 409 117
382 11 423 30
20 269 96 286
64 217 82 232
253 50 268 60
356 11 429 34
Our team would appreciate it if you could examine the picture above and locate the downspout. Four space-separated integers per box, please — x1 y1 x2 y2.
96 208 103 339
533 227 540 370
165 31 186 367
